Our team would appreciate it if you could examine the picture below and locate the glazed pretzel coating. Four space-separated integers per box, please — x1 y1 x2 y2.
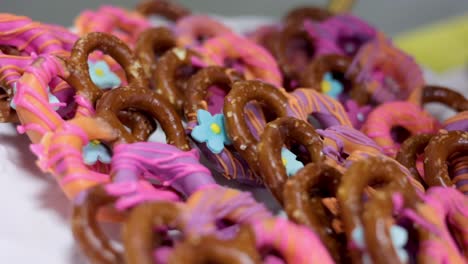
283 162 347 263
395 133 433 188
134 27 176 82
422 85 468 112
153 47 199 111
123 201 185 264
299 54 370 105
423 130 468 189
71 186 122 264
66 32 147 107
95 85 188 149
338 156 417 264
224 80 290 171
136 0 190 21
257 117 324 202
168 226 261 264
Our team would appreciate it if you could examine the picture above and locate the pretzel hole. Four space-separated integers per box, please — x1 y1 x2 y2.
307 115 324 129
99 220 124 252
288 142 312 165
396 220 418 263
175 64 201 94
424 102 456 122
329 71 352 101
391 126 411 144
89 51 126 87
206 85 228 115
242 101 279 141
259 247 285 263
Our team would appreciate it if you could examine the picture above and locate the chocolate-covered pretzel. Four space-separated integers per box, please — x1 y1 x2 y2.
168 226 261 264
136 0 190 21
283 6 333 25
134 27 176 82
299 54 370 105
283 162 347 263
153 47 200 112
337 156 417 264
66 32 147 104
257 117 324 202
123 201 185 264
224 80 290 172
395 133 433 188
424 130 468 191
422 85 468 112
96 85 188 148
67 32 157 139
71 186 122 264
276 21 317 82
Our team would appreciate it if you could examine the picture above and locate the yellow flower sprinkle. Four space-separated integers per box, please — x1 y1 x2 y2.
282 157 288 166
210 123 221 134
90 139 101 146
321 80 332 93
95 68 105 77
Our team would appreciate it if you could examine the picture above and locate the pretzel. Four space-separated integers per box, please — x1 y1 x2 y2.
313 14 377 57
347 34 425 104
66 32 147 112
257 117 324 202
12 55 69 143
134 27 176 82
423 130 468 193
395 133 433 188
422 85 468 112
337 156 417 264
168 226 261 264
299 54 370 105
123 201 186 264
135 0 190 21
362 101 439 157
283 162 347 263
71 186 122 264
66 32 159 139
276 20 340 84
224 80 291 173
183 66 268 182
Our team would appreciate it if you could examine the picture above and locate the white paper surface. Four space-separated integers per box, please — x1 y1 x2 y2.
0 15 467 263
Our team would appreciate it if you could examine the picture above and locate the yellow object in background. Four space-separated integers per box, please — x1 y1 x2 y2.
395 13 468 73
